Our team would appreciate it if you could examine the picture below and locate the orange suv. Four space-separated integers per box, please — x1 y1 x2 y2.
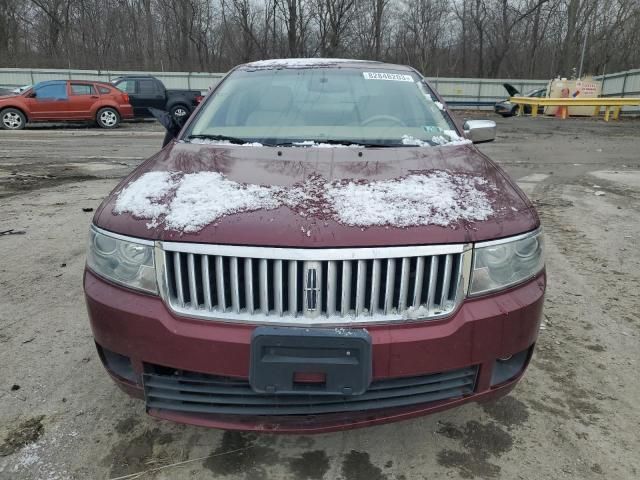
0 80 133 129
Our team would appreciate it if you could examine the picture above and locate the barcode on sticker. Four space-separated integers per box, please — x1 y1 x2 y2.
363 72 414 82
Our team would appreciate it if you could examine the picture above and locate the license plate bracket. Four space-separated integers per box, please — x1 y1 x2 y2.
249 327 372 396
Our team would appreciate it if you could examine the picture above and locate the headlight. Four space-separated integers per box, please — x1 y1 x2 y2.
469 229 544 296
87 227 157 294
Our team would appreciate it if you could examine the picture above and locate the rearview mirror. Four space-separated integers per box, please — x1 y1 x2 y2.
463 120 496 143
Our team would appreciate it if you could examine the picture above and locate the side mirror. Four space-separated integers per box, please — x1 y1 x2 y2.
463 120 496 143
29 91 37 98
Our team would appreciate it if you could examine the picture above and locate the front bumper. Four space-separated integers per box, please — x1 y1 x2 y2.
84 269 545 433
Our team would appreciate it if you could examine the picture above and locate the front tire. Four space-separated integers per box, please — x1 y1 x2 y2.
96 107 120 128
1 108 26 130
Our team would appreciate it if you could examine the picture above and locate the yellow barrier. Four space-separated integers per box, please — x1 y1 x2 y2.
509 96 640 121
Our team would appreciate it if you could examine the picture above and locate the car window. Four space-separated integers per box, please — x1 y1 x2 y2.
70 84 95 95
137 79 156 95
98 86 111 94
115 80 136 94
34 83 68 100
188 68 456 146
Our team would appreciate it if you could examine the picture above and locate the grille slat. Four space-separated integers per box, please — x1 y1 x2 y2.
230 257 240 313
259 259 269 313
370 259 381 315
288 260 298 314
426 256 439 312
173 253 185 307
440 254 453 307
162 246 467 323
215 256 226 311
274 260 283 316
412 256 425 307
355 260 367 315
202 256 213 310
144 365 477 416
244 258 254 314
398 258 410 311
187 253 198 308
384 258 396 314
340 260 352 316
326 260 338 316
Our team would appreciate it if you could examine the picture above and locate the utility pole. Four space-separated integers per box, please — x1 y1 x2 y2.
578 27 587 79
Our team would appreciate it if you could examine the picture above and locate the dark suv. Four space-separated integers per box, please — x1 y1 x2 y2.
84 59 545 433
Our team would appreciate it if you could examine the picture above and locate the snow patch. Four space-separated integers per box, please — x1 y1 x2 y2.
164 172 281 233
189 138 264 147
401 135 430 147
113 171 177 222
115 170 495 232
293 141 361 148
325 171 494 228
244 58 365 69
431 130 472 146
403 131 471 147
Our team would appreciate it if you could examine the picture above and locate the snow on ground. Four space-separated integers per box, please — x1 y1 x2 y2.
114 170 495 233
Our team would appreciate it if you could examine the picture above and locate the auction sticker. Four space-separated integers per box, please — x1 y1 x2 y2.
363 72 414 82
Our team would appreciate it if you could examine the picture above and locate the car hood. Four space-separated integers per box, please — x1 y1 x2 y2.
502 83 520 97
94 142 538 247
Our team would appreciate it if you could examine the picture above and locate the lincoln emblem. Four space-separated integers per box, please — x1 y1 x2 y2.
303 261 322 317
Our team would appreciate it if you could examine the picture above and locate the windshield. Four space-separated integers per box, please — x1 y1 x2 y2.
186 67 459 147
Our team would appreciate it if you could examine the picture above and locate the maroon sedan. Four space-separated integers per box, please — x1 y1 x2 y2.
84 59 545 433
0 80 133 129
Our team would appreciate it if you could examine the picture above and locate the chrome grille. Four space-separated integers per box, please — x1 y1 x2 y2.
157 243 471 325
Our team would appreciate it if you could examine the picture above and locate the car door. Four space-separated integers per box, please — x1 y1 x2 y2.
135 79 165 115
25 82 70 120
114 79 143 116
68 83 99 119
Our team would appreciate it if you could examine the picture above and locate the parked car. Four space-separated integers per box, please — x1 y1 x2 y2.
112 75 203 121
0 80 133 130
495 83 547 117
84 59 545 433
0 87 13 96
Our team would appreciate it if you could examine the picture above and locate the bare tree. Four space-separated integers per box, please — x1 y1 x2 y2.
1 0 638 78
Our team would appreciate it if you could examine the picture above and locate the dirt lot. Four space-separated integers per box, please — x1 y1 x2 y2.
1 116 639 480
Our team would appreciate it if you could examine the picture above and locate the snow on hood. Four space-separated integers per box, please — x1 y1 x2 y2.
114 170 497 233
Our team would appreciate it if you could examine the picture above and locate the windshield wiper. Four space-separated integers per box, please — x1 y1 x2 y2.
186 134 250 145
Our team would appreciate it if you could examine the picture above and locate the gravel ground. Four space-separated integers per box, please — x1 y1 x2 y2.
0 115 639 480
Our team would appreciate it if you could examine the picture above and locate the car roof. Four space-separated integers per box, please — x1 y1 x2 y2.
113 75 157 80
33 80 67 87
237 58 415 72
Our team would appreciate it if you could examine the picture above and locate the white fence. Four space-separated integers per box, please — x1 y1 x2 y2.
1 66 639 109
0 68 225 91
